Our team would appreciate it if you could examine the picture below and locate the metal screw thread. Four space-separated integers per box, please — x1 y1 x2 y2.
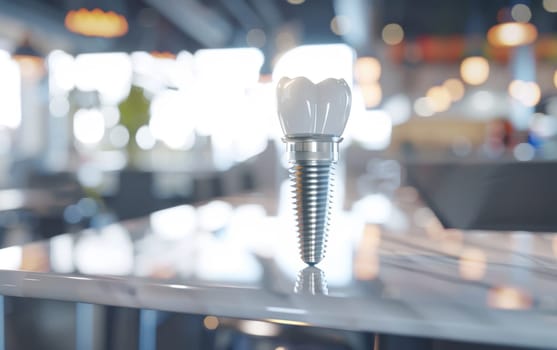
294 266 328 295
289 160 335 265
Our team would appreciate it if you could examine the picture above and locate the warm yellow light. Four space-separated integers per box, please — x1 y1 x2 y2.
459 248 486 280
382 23 404 45
553 70 557 89
354 254 379 280
150 51 176 60
460 56 489 85
426 86 452 112
65 8 128 38
511 4 532 22
13 55 45 81
508 80 541 107
330 15 351 36
508 80 522 97
543 0 557 12
354 224 381 281
203 316 219 330
487 22 537 47
360 83 382 108
239 320 280 336
354 57 381 83
487 286 532 310
442 78 465 102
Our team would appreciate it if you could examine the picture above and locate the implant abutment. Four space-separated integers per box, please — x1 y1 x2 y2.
283 136 340 163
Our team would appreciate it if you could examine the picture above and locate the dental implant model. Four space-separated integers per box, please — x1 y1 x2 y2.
277 77 352 265
294 266 328 295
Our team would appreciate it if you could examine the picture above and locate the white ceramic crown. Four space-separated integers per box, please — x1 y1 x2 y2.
277 77 351 138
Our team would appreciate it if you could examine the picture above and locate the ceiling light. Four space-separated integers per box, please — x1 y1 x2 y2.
150 51 176 60
65 8 128 38
470 90 495 112
12 38 45 81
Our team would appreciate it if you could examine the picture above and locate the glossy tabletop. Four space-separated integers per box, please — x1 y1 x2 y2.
0 187 556 348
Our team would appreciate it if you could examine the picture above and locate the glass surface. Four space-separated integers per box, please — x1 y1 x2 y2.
0 188 556 348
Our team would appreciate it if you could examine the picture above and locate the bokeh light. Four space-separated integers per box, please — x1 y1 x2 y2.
347 109 392 150
508 80 541 107
460 56 489 85
414 97 435 117
73 108 105 145
74 53 132 104
443 78 465 102
459 248 486 280
135 125 156 150
488 286 532 310
48 50 75 92
513 142 535 161
203 316 219 330
149 89 195 150
360 83 382 108
544 0 557 12
109 125 130 148
382 23 404 45
65 8 128 38
330 15 351 36
426 86 452 112
511 4 532 22
273 44 354 85
0 56 21 129
487 22 537 47
354 56 381 84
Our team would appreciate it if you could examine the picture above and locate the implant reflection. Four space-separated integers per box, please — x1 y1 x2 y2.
294 266 328 295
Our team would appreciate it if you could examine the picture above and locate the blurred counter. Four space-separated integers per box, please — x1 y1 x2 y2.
0 188 556 348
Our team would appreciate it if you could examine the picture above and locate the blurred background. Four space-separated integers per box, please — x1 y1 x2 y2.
3 0 557 236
